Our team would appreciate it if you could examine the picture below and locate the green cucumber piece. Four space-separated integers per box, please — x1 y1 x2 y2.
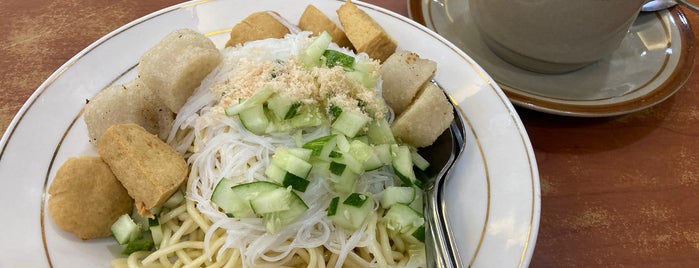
327 197 340 216
212 178 254 218
225 87 275 116
411 151 430 171
288 147 313 162
373 144 392 165
383 203 425 234
250 187 292 214
323 49 355 69
343 193 370 208
111 214 141 245
303 135 337 158
267 93 300 120
282 172 310 192
331 168 358 195
331 109 370 138
150 224 163 247
271 148 313 179
367 118 396 144
391 145 417 186
262 190 308 233
162 190 184 209
328 193 374 230
301 31 332 67
349 139 383 171
122 237 154 255
380 186 416 209
329 161 346 176
239 104 269 135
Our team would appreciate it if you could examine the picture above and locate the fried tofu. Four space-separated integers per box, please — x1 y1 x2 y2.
337 0 396 62
139 29 222 113
97 124 188 217
299 5 353 49
380 50 437 115
84 78 174 144
391 83 453 148
48 156 133 240
225 11 291 47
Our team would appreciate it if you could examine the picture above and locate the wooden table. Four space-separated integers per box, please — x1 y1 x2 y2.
1 0 697 267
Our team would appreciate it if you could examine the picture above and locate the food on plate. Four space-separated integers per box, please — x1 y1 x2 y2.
299 4 353 49
97 123 188 217
83 78 173 144
48 156 133 239
380 50 437 115
337 0 397 62
48 3 458 267
392 83 454 148
225 11 291 47
138 29 222 113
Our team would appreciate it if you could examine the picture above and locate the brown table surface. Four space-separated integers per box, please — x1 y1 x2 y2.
2 0 698 267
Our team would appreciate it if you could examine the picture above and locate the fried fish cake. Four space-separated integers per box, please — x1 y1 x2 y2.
48 156 133 240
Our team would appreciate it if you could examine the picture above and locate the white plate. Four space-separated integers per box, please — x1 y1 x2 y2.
409 0 695 117
0 0 540 267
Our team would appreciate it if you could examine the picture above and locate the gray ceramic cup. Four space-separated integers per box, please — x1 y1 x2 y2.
470 0 647 74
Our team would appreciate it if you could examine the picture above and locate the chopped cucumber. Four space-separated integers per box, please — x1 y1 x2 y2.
330 167 358 194
303 135 337 159
411 151 430 171
301 31 332 67
122 237 154 255
327 197 340 216
261 190 308 233
288 147 313 162
265 164 286 183
323 50 355 69
225 87 275 116
150 224 163 247
380 186 416 209
348 139 383 171
111 214 141 245
162 190 184 209
328 193 374 230
267 93 300 120
409 224 426 243
212 178 254 218
282 172 310 192
250 187 292 214
329 161 346 176
383 203 425 234
343 193 370 207
337 153 363 174
331 109 370 138
374 144 393 165
239 103 269 135
271 148 313 179
229 181 309 232
391 145 417 186
335 134 351 153
367 118 396 144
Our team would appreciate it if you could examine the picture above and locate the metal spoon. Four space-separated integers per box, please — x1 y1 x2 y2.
641 0 699 12
418 83 467 268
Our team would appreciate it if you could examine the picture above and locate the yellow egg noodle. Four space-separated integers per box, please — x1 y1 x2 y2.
111 32 426 268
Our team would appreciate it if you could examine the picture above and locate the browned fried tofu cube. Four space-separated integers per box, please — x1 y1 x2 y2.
226 11 290 47
139 29 221 113
48 156 133 239
337 0 397 62
97 124 188 217
380 50 437 115
84 78 174 144
299 5 353 49
391 83 453 148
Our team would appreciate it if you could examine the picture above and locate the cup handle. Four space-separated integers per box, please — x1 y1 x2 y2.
679 0 699 12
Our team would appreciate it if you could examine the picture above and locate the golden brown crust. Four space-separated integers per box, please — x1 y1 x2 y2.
97 124 188 217
380 50 437 115
226 11 290 47
299 5 353 49
337 0 396 62
48 156 133 240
